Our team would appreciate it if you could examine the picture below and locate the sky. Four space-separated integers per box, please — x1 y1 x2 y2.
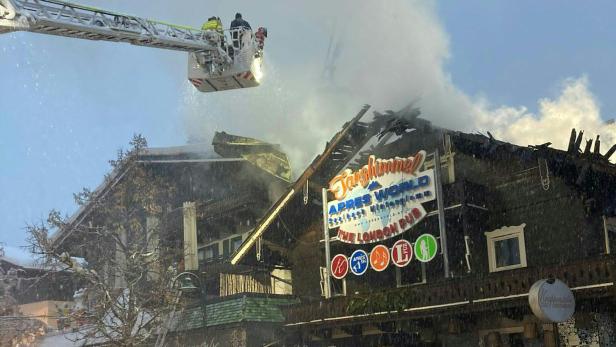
2 0 616 262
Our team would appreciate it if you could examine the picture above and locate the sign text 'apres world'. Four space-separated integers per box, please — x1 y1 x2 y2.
326 151 436 244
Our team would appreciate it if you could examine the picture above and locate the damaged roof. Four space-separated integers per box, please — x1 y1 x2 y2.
52 134 290 249
451 129 616 214
229 104 374 264
212 131 292 182
451 129 616 175
230 105 616 265
230 104 434 265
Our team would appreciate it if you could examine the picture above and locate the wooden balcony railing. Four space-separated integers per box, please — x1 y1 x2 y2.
284 256 616 325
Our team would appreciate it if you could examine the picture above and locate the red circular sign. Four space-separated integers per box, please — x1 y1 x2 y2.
391 239 413 267
331 254 349 279
370 244 390 272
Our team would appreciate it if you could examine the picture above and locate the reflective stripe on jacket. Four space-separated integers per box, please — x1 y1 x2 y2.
202 19 219 31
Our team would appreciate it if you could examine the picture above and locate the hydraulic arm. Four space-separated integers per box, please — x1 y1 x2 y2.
0 0 216 52
0 0 267 92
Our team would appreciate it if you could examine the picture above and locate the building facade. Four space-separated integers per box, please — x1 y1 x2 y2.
51 133 296 346
232 105 616 346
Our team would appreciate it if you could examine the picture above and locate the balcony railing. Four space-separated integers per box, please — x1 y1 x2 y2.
284 256 616 325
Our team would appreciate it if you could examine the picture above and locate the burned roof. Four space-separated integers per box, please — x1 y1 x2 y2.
230 104 436 265
451 129 616 215
451 129 616 174
230 104 616 265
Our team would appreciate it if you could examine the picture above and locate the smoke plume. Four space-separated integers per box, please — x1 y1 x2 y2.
172 1 615 168
180 0 478 170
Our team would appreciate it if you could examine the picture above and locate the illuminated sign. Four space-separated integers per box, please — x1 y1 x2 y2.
414 234 438 262
369 244 390 271
391 239 413 267
326 151 435 244
331 254 349 280
328 152 426 201
328 234 438 279
349 250 369 275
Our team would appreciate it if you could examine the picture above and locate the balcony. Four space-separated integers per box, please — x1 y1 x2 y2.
283 256 616 326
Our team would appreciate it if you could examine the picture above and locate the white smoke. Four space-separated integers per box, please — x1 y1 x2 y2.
176 0 614 169
180 0 478 170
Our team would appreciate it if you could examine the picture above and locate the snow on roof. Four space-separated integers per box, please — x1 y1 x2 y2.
50 142 245 248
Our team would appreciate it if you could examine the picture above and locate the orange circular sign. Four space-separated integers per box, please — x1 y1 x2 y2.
370 244 390 272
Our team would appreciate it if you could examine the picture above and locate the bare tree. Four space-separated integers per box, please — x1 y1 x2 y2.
0 243 19 317
26 134 183 346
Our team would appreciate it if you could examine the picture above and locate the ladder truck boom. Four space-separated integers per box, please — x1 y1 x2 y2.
0 0 267 92
0 0 215 51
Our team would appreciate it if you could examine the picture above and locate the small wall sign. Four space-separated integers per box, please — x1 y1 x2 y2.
529 279 575 323
414 233 438 262
369 244 390 272
391 239 413 267
349 249 369 276
331 254 349 280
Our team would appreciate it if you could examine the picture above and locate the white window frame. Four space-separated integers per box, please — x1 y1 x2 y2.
485 224 527 273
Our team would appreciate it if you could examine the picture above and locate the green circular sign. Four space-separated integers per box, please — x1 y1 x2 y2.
414 234 438 262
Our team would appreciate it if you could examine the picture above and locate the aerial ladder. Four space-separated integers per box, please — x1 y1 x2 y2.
0 0 266 92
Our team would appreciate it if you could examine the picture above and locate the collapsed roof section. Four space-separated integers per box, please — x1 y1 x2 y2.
212 131 292 183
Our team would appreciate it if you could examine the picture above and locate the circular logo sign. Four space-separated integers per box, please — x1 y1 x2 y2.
330 254 348 279
414 234 438 262
529 279 575 323
391 239 413 267
369 244 390 272
349 249 369 275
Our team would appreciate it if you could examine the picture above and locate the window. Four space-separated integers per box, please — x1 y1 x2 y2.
204 244 219 260
485 224 527 272
222 239 230 258
331 278 346 297
198 234 242 263
230 236 243 253
199 244 219 263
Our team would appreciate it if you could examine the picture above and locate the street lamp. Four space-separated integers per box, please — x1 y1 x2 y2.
172 272 207 321
175 272 199 293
